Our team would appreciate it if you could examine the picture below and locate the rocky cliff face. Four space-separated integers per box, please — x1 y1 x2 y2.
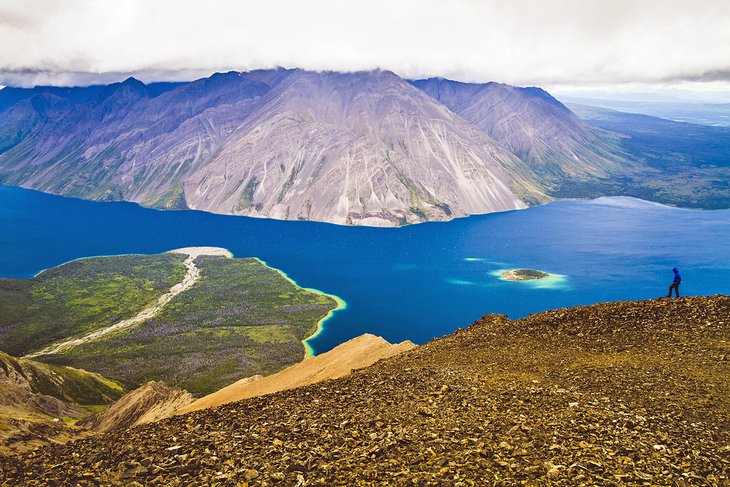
2 295 727 484
0 69 554 225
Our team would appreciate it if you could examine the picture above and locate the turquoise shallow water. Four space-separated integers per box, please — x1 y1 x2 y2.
1 184 729 354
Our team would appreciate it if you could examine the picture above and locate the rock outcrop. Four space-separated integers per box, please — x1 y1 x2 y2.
78 381 194 433
180 333 416 413
0 352 123 454
2 295 727 484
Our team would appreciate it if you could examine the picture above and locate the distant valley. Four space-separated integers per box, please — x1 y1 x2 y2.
1 69 727 226
558 95 730 127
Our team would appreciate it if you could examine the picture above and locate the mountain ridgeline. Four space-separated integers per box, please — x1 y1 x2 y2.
0 69 727 225
410 78 626 185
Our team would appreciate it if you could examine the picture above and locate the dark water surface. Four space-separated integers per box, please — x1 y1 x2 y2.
2 184 729 353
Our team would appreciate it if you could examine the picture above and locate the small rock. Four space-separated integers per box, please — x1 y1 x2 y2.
547 466 563 478
244 469 259 480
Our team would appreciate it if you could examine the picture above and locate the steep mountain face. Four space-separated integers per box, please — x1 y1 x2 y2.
411 78 628 188
181 70 536 224
0 74 270 205
3 70 727 220
0 70 542 225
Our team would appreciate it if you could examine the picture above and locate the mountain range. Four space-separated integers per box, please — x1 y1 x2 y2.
0 69 727 225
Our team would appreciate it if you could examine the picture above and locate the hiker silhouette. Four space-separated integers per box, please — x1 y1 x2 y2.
666 267 681 298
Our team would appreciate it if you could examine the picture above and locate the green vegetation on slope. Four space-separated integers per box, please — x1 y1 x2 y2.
0 254 187 356
0 352 124 454
142 184 189 210
500 269 549 281
0 352 123 406
35 256 338 395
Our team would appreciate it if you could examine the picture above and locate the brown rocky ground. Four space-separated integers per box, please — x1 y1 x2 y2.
180 334 416 414
1 295 728 486
77 381 194 433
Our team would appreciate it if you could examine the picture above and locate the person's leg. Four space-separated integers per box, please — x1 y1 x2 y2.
675 284 680 298
667 284 673 297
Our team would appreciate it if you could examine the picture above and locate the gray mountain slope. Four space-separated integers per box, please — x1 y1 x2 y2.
2 70 726 222
411 78 630 189
180 70 541 224
0 70 543 225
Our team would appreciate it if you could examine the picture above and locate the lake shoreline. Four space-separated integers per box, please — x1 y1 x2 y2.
252 257 347 357
23 245 346 359
3 183 729 354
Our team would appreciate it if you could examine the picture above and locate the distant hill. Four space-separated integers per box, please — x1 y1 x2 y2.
2 295 726 484
558 96 730 127
571 103 730 209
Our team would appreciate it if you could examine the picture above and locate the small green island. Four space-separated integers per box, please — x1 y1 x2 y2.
501 269 550 281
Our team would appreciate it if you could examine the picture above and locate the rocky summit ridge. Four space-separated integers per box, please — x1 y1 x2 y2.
1 295 727 485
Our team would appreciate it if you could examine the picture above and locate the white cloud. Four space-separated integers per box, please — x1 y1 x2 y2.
1 0 729 89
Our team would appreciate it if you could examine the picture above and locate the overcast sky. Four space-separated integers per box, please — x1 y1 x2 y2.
2 0 730 96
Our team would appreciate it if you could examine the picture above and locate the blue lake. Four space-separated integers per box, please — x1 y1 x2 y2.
1 184 729 354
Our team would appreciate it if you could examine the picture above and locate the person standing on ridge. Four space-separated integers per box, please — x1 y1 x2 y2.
667 267 681 298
